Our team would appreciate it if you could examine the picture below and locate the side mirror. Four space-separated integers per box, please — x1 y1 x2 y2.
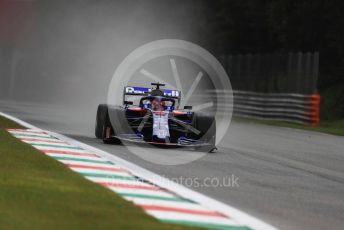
184 106 192 110
124 101 133 105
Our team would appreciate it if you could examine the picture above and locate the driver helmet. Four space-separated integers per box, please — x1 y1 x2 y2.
152 99 165 111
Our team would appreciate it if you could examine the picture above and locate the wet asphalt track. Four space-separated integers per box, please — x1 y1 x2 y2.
1 102 344 230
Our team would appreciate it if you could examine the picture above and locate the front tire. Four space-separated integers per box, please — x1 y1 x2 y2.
95 104 108 139
193 113 216 152
96 104 121 144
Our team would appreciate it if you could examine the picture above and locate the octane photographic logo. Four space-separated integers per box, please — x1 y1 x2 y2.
107 39 233 165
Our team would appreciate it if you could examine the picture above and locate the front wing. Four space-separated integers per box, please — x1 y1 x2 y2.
114 134 211 148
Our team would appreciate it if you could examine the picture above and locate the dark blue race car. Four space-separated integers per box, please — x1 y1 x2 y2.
95 83 216 152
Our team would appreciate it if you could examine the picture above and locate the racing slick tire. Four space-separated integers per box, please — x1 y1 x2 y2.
193 113 217 153
95 104 108 138
96 104 121 144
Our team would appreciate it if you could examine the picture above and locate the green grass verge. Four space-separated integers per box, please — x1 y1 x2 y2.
0 116 199 230
233 117 344 136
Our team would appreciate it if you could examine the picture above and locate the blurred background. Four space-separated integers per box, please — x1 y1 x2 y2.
0 0 343 133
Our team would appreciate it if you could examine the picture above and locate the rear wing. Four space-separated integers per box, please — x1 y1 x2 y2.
123 86 181 105
124 86 181 98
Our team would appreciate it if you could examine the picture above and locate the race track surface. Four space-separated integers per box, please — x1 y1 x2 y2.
1 101 344 230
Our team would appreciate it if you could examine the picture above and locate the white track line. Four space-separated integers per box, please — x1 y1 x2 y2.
69 168 132 177
108 187 176 198
56 159 113 167
45 153 102 161
85 177 155 187
145 211 240 226
125 197 211 211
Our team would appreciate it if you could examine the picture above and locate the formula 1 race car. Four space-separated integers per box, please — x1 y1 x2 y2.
95 83 216 152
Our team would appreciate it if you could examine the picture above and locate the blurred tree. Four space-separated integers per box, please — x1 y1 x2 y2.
202 0 344 88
